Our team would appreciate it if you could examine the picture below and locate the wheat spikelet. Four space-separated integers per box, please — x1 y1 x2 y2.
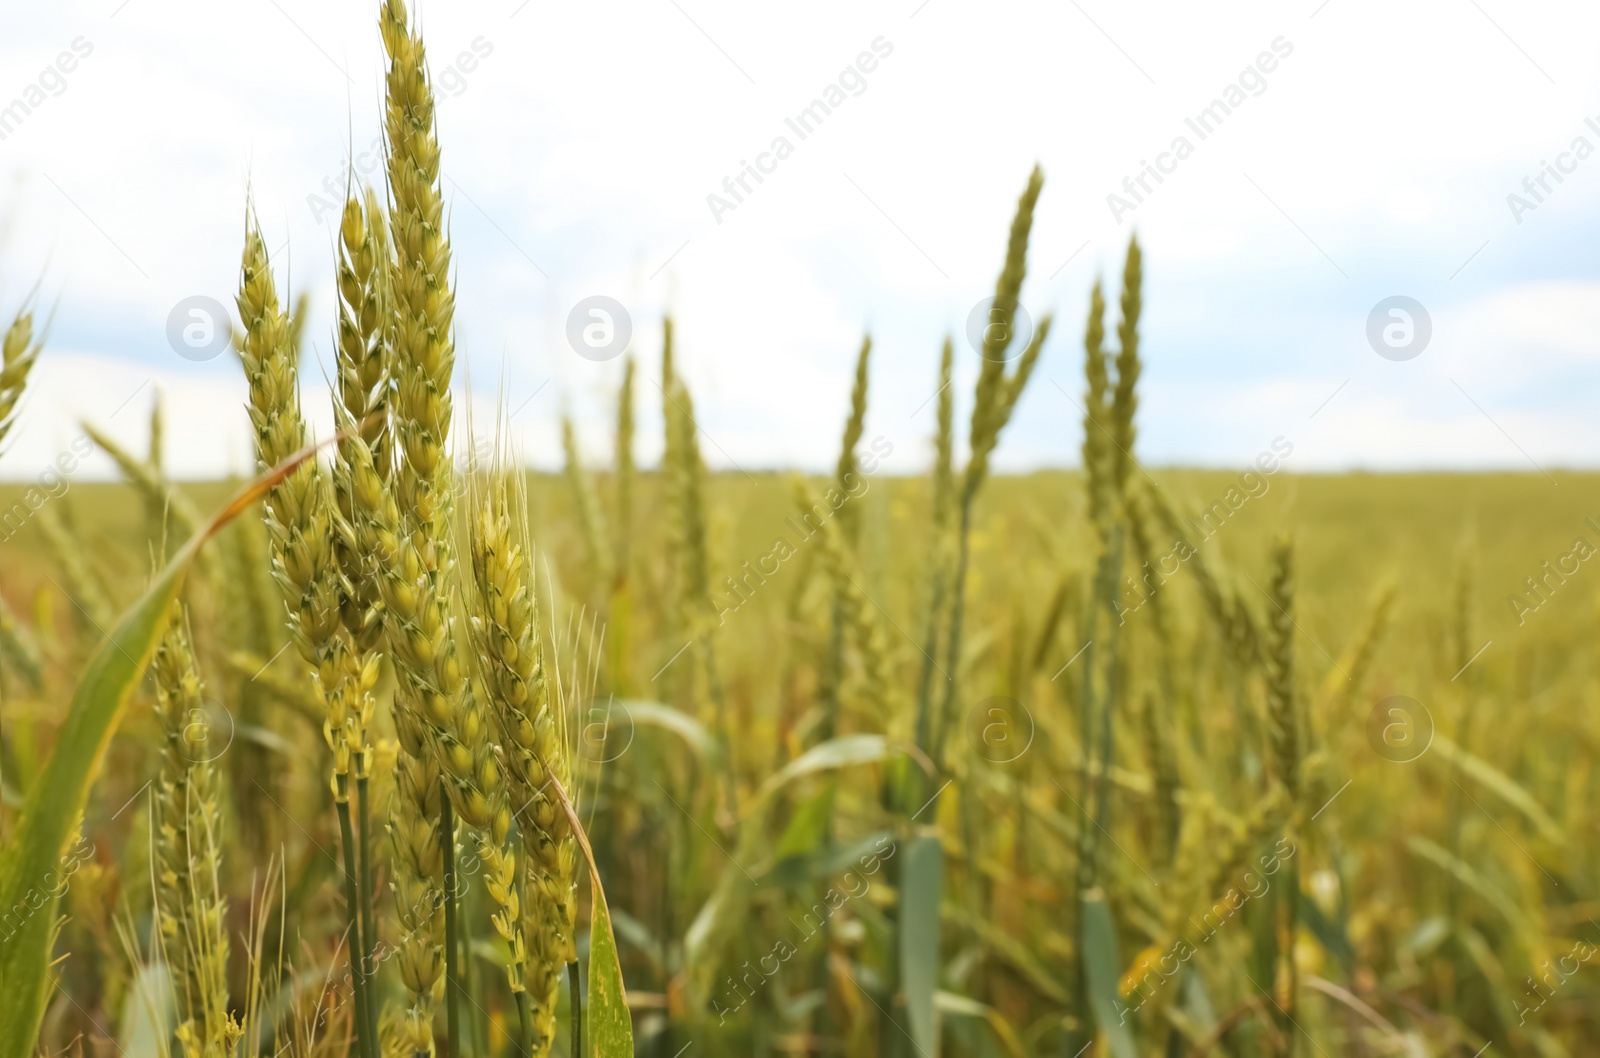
1262 534 1301 1037
668 377 711 629
0 306 41 449
993 317 1049 435
965 168 1047 504
381 0 455 552
932 337 955 534
798 477 891 726
1137 691 1180 867
1321 580 1394 704
1081 281 1112 532
150 605 243 1057
1109 236 1142 498
330 184 395 1052
913 338 956 754
1265 536 1298 799
148 389 164 471
1143 481 1262 669
465 472 575 1055
965 167 1042 501
613 355 635 584
834 335 871 544
145 391 168 543
332 185 393 699
331 185 392 772
1164 785 1289 949
235 223 358 781
658 319 689 658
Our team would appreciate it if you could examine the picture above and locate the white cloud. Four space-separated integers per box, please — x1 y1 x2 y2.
2 0 1598 480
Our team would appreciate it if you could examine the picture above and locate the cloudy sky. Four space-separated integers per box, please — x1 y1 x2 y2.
1 0 1598 481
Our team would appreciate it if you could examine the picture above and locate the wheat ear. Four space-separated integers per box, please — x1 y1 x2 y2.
1109 236 1142 498
377 4 523 1052
150 605 243 1057
0 305 41 449
466 472 576 1057
333 184 395 1051
235 220 380 1056
1263 535 1300 1041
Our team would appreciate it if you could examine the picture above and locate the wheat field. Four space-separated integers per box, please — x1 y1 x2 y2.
2 3 1599 1057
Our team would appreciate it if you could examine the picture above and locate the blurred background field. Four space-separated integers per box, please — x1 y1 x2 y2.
5 459 1598 1055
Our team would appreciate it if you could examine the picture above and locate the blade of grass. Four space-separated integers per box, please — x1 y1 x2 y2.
0 443 322 1057
901 835 944 1057
544 772 634 1056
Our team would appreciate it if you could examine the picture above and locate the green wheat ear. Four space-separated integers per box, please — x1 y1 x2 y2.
0 304 42 450
465 467 575 1057
150 604 244 1057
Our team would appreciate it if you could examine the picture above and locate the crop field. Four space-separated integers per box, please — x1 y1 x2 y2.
2 3 1599 1058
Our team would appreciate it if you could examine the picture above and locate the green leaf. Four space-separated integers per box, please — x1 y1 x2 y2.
682 737 904 1010
1298 885 1355 975
764 830 893 889
681 848 757 1005
0 455 312 1058
1407 836 1531 935
586 874 633 1057
755 734 891 804
934 992 1024 1058
543 770 635 1057
773 783 836 861
610 698 722 763
1080 890 1138 1058
116 961 173 1058
901 835 944 1057
1432 735 1564 845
